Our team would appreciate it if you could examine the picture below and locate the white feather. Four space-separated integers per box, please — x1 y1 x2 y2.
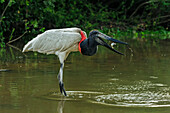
22 27 83 55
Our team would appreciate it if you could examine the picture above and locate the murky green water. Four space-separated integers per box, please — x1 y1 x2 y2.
0 40 170 113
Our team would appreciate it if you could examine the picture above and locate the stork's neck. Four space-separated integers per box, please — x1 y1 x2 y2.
80 36 98 56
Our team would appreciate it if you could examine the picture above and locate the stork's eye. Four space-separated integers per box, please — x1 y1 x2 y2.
89 30 99 36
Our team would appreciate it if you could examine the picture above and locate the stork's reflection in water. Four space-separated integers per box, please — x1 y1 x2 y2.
57 99 65 113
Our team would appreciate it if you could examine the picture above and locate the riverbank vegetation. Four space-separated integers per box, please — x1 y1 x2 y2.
0 0 169 47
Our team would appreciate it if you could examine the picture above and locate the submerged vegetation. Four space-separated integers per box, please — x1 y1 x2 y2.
0 0 170 47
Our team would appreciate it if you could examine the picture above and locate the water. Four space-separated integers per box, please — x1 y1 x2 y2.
0 40 170 113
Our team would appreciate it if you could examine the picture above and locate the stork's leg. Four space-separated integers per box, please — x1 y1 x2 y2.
58 63 67 96
57 52 70 96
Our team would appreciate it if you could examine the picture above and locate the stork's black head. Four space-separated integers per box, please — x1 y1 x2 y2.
89 30 128 55
80 30 128 56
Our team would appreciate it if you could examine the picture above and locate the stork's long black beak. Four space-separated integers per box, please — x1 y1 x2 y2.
96 32 128 55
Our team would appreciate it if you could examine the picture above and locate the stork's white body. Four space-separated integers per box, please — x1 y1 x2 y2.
22 28 85 61
22 27 86 96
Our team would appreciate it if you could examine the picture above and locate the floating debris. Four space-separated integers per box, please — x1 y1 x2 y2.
0 69 10 72
150 76 158 79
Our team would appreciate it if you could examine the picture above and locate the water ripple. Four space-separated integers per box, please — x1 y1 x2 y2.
90 80 170 107
41 80 170 107
91 91 170 107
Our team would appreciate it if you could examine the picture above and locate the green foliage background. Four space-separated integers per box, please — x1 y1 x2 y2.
0 0 170 47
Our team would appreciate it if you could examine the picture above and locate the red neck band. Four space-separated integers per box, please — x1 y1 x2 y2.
78 31 87 53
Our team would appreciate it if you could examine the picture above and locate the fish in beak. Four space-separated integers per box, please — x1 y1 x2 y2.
95 31 128 55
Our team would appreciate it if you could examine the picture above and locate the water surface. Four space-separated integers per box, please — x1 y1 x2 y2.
0 40 170 113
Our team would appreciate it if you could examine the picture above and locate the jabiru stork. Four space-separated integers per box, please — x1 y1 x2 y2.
22 27 128 96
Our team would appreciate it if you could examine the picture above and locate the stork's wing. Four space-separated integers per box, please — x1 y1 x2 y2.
22 28 82 54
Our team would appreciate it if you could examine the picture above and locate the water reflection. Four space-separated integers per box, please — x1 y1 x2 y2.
57 100 65 113
8 82 20 109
